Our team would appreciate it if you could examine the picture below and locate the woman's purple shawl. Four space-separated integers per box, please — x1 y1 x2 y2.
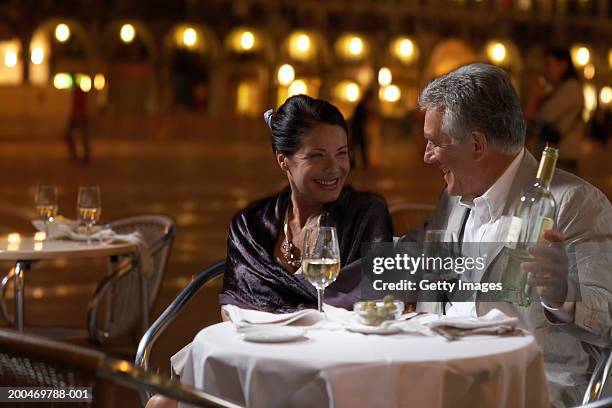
219 186 393 312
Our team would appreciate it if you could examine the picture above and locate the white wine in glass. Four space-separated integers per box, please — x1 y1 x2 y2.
35 185 58 239
77 185 101 245
302 226 340 314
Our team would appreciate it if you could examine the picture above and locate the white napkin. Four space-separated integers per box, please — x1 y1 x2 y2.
223 304 325 329
426 309 520 340
223 304 429 335
32 219 154 278
32 218 81 238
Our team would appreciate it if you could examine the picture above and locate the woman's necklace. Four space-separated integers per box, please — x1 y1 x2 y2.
281 207 320 270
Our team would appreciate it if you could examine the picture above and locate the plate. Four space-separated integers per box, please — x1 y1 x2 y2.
240 326 306 343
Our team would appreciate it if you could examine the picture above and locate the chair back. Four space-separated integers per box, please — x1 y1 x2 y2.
88 215 175 344
0 328 114 406
109 215 175 308
0 328 241 407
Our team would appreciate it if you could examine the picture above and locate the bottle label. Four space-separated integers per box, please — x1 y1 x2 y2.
505 216 523 249
538 216 554 242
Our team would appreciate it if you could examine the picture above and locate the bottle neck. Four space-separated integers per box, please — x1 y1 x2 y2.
534 177 552 190
535 150 558 190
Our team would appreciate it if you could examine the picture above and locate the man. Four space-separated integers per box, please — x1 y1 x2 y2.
403 63 612 407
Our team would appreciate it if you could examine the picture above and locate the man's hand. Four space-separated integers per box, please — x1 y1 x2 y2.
521 229 569 308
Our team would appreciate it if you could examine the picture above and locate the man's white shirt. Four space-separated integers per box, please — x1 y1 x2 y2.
445 149 525 317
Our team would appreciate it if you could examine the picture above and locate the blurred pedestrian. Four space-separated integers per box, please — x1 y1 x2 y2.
349 87 376 169
65 79 90 164
525 48 584 173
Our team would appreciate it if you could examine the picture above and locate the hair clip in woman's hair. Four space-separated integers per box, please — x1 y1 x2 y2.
263 108 274 129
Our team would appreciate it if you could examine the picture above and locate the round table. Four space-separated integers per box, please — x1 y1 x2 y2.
0 235 136 331
180 321 550 408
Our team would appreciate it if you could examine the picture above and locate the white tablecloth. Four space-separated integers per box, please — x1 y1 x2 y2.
179 321 550 408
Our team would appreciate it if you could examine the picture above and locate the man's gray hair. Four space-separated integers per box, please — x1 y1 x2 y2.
418 63 526 155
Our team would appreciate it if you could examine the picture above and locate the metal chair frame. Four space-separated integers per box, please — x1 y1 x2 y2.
135 260 225 405
583 348 612 405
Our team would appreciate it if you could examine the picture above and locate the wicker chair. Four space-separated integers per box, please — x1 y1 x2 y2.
135 260 225 404
0 215 175 349
0 328 240 408
88 215 176 345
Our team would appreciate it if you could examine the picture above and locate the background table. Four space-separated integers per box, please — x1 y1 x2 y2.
180 321 550 408
0 236 136 331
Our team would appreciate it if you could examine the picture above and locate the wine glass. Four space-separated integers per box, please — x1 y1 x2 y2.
424 229 457 316
35 185 58 239
302 226 341 314
77 185 101 245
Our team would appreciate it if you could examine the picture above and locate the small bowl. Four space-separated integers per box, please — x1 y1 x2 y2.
354 300 404 326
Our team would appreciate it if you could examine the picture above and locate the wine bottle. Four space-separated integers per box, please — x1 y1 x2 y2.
499 146 559 306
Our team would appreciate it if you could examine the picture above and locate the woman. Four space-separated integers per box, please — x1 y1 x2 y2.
526 48 584 173
220 94 393 312
146 95 393 408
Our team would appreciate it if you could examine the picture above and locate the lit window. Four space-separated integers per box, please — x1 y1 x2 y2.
94 74 105 90
486 41 507 64
78 74 92 92
583 84 597 121
571 45 590 67
241 31 254 50
183 28 197 48
334 81 360 102
4 50 17 68
600 86 612 105
277 64 295 86
55 24 70 42
120 24 136 43
236 81 261 115
381 85 401 103
336 35 367 60
348 37 363 56
584 64 595 80
31 47 44 65
288 79 308 97
53 73 73 89
391 37 418 64
288 32 314 60
378 68 392 87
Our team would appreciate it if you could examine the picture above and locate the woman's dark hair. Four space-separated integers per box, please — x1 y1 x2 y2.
546 47 579 81
267 95 348 155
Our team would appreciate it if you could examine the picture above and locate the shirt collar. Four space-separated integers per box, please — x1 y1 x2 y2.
459 148 525 221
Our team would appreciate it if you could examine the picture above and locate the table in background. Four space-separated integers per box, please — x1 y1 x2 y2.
0 236 137 331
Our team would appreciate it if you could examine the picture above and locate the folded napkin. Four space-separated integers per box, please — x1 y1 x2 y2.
223 304 325 329
32 218 154 278
426 309 520 340
223 304 429 336
32 218 81 238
